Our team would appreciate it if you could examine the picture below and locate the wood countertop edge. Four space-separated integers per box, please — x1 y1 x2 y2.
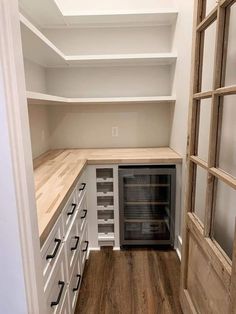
87 157 182 164
39 160 88 246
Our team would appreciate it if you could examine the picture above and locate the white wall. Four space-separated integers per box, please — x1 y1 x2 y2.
0 46 28 314
46 65 174 98
169 0 194 245
49 102 172 148
28 104 51 158
23 59 47 93
43 26 173 55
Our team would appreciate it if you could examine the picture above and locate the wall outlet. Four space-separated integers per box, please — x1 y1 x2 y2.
112 126 118 137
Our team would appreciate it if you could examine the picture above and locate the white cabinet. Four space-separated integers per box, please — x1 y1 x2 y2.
60 290 71 314
62 192 78 237
44 246 67 314
41 216 64 288
41 168 89 314
87 165 120 250
64 211 80 281
80 223 89 275
68 256 82 313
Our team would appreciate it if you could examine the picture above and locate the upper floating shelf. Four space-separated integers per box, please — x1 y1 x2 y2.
27 91 176 105
20 14 177 68
60 10 179 28
20 14 65 67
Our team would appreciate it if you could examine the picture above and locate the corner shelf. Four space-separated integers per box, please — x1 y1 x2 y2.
27 91 176 105
20 14 65 67
20 14 177 68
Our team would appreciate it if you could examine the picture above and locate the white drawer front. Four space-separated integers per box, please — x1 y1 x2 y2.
62 190 77 238
41 217 63 288
59 290 71 314
65 212 80 282
76 173 87 204
78 195 87 236
68 256 81 314
80 224 89 275
45 247 67 314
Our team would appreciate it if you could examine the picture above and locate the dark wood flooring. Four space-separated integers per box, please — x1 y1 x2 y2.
75 248 182 314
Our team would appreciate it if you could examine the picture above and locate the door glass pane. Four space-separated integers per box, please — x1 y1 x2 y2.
121 171 174 242
197 98 211 162
193 166 208 224
201 21 217 92
218 95 236 178
206 0 217 16
224 4 236 86
212 180 235 259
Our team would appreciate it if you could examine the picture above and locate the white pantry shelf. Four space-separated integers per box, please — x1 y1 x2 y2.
61 11 178 28
65 53 177 67
20 14 65 67
20 14 177 68
26 92 176 105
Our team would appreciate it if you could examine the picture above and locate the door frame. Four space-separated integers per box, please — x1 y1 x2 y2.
180 0 236 313
0 0 46 313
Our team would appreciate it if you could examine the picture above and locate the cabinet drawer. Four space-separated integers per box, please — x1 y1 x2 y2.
78 195 87 236
62 190 78 238
76 172 87 204
65 212 80 282
68 256 81 314
41 216 63 287
45 246 67 314
80 224 89 275
59 290 70 314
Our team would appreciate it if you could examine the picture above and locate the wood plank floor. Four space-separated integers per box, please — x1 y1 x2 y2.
75 248 182 314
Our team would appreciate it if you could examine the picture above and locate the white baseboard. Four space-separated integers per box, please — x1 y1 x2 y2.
113 247 120 251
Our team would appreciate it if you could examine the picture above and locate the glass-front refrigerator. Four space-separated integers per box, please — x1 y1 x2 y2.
119 166 176 246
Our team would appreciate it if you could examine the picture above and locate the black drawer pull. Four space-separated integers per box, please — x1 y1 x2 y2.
51 281 65 307
71 236 80 251
46 239 61 260
79 183 86 191
82 240 89 252
73 274 81 292
67 203 77 216
81 209 88 219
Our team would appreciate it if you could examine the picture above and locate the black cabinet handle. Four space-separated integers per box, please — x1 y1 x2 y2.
79 183 86 191
73 274 81 292
46 239 61 260
81 209 88 219
71 236 80 251
82 240 89 252
51 281 65 307
67 203 77 216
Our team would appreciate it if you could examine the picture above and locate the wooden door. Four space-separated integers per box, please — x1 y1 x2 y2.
181 0 236 313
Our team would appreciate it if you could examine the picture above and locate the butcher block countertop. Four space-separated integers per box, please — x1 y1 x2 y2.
33 148 182 246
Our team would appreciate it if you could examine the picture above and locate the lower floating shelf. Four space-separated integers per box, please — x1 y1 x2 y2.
27 91 176 105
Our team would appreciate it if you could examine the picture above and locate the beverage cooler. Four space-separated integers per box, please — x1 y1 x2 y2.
119 166 176 246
